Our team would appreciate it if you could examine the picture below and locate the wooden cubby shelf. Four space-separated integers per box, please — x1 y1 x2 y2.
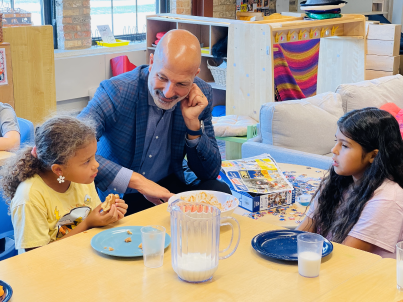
147 14 366 122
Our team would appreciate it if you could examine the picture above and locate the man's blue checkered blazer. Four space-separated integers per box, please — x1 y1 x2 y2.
78 65 222 193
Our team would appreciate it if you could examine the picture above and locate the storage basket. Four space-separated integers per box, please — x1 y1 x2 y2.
207 59 226 87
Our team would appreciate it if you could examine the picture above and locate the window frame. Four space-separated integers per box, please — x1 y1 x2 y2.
7 0 169 49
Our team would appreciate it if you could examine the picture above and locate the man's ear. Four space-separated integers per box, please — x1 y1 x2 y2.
369 149 379 164
148 53 154 72
195 67 200 77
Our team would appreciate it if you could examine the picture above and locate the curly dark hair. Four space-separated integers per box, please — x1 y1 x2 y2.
1 116 96 201
311 107 403 243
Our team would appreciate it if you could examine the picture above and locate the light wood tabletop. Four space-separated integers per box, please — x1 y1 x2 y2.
0 151 15 166
0 203 382 302
234 163 327 229
317 258 403 302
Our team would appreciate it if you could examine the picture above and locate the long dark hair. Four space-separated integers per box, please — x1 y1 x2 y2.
1 116 96 201
312 107 403 243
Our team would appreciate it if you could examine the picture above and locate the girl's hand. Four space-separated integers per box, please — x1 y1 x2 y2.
85 203 119 228
115 198 128 219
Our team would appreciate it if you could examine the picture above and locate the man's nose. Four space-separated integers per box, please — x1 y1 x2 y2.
163 83 176 99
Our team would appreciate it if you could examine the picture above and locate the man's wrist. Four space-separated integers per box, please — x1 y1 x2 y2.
128 172 142 190
184 119 201 131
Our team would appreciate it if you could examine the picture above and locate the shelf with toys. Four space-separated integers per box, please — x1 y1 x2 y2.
146 14 234 92
147 14 366 123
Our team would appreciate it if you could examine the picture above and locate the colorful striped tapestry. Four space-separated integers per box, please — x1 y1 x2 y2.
273 39 320 101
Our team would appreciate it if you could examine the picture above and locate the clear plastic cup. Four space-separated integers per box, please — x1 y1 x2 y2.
297 194 311 206
141 225 166 268
297 233 324 278
396 241 403 290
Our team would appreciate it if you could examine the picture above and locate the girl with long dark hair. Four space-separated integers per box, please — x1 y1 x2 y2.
297 107 403 258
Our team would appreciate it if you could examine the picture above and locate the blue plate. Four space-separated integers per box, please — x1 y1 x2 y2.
91 226 171 257
251 230 333 261
0 280 13 302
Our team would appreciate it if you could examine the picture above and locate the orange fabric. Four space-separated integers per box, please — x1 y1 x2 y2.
380 103 401 117
380 103 403 139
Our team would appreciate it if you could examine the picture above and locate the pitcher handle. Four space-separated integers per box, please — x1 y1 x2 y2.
219 216 241 260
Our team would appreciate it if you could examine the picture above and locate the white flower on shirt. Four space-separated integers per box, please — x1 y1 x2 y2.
84 194 91 204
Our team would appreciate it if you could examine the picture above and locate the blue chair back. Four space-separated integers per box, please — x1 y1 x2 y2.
0 118 34 260
0 199 16 261
0 230 17 261
17 117 34 145
0 199 12 235
0 118 33 235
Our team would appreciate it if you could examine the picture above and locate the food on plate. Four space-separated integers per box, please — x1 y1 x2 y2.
109 247 114 251
179 191 224 210
138 243 142 249
101 194 119 212
124 237 132 243
0 285 4 297
127 230 132 235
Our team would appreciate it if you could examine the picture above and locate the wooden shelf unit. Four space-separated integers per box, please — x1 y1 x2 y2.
147 15 235 92
147 14 366 122
3 25 56 124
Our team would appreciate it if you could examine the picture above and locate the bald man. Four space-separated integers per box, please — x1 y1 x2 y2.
78 30 230 215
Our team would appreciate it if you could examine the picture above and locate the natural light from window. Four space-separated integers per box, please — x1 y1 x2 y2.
6 0 43 26
1 0 155 37
90 0 156 36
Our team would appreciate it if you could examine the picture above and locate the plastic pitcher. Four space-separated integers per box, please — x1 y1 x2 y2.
170 201 241 283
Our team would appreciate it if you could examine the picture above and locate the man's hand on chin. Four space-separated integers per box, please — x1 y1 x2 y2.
181 83 208 139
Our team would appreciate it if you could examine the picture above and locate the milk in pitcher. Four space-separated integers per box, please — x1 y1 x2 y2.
176 253 218 282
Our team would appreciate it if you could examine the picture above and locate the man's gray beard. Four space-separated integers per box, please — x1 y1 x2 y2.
148 81 187 110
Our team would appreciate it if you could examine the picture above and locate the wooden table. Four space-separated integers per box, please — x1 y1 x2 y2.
234 163 326 229
317 258 403 301
0 151 14 166
0 203 382 302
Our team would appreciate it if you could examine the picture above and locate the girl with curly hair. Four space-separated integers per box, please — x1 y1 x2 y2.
297 108 403 258
2 116 127 251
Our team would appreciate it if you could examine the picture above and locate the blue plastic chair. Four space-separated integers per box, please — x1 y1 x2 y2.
17 117 35 145
0 117 35 260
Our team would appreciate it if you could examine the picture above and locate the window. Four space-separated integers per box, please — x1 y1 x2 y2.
90 0 158 37
14 0 43 25
0 0 43 26
1 0 164 47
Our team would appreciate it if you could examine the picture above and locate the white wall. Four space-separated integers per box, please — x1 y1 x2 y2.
55 45 147 112
57 97 90 114
392 0 403 31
